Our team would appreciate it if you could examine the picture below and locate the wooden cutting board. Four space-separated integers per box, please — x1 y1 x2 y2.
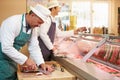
17 61 75 80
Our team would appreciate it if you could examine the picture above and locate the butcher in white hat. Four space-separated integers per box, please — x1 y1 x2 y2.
37 0 87 61
30 4 50 22
0 4 53 80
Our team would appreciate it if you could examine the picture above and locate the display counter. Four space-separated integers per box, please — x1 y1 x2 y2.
53 33 120 80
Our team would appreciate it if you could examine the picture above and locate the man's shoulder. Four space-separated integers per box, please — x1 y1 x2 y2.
7 14 22 20
3 14 22 23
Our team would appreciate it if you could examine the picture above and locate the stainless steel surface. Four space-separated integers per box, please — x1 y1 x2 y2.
53 57 120 80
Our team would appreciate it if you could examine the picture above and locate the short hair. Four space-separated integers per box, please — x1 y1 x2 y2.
49 6 57 11
29 10 34 14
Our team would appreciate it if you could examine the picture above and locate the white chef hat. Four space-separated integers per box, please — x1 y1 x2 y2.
47 0 60 9
30 4 50 22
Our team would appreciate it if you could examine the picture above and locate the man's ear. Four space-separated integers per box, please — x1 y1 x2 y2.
30 13 36 17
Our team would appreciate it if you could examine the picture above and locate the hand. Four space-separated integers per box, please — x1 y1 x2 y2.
22 58 38 71
39 63 54 74
53 45 59 49
51 46 57 52
51 46 58 55
74 27 87 34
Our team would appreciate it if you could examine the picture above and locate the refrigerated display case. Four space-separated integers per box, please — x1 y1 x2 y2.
53 33 120 80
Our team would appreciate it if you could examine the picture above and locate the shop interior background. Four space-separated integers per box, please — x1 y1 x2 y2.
0 0 120 35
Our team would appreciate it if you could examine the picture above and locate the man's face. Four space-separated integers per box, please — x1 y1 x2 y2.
53 6 60 16
30 13 44 28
